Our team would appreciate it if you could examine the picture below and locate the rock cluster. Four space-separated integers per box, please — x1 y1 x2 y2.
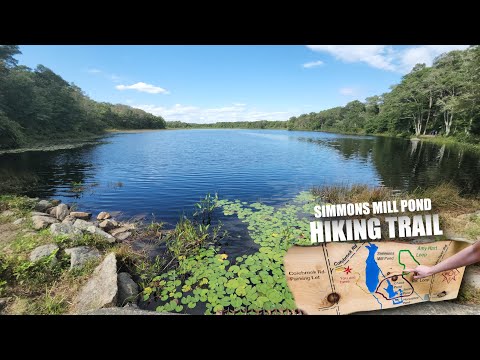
27 199 135 242
22 198 141 313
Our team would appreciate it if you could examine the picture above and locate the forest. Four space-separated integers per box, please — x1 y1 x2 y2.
2 45 479 149
169 46 480 144
0 46 166 150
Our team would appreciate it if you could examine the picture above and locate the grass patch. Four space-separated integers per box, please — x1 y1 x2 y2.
0 195 36 214
416 135 480 154
114 243 165 291
53 232 117 252
311 184 393 204
457 284 480 305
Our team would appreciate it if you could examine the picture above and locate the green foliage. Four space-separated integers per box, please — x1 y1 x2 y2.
147 193 314 314
285 46 480 141
53 232 113 251
31 287 68 315
146 219 164 235
0 194 36 213
167 120 287 130
0 255 8 296
166 217 223 261
12 250 67 288
193 192 218 225
0 45 166 150
168 46 480 145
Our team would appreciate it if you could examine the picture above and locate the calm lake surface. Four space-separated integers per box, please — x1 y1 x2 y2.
1 129 480 225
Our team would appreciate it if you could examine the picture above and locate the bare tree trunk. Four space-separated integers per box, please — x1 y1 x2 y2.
414 116 422 136
444 112 453 136
423 95 432 135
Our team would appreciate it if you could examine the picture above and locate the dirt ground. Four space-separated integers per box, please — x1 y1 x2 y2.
0 223 18 249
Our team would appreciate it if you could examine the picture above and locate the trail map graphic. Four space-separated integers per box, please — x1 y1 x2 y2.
284 241 468 315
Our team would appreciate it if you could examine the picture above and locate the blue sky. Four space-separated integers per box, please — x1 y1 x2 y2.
18 45 469 123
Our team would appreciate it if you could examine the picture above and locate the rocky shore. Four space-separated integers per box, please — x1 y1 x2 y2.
1 196 480 315
0 196 169 314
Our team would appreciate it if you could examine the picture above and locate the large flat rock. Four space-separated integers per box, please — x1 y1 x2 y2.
32 215 58 230
65 246 101 269
73 253 117 313
357 301 480 315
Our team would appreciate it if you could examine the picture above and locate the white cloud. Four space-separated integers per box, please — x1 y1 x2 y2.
87 68 122 82
116 82 169 94
303 60 324 68
307 45 395 71
339 87 356 96
306 45 470 73
134 103 294 123
87 68 102 74
397 45 470 72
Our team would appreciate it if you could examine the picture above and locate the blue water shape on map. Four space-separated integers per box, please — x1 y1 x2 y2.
392 289 404 304
365 243 380 293
384 279 399 298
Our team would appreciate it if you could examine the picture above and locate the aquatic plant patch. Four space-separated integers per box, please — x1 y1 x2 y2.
149 193 314 314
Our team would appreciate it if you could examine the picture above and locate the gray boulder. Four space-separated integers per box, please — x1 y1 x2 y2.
97 212 111 220
117 272 139 305
29 244 59 262
116 232 132 241
62 215 76 225
50 223 82 238
73 219 92 231
110 226 131 236
70 211 92 220
50 199 61 206
73 253 117 313
55 203 70 221
35 200 53 212
32 215 58 230
65 246 102 269
99 219 118 231
86 226 116 243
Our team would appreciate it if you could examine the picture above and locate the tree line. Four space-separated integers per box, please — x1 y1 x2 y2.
2 45 478 149
166 120 287 129
0 46 166 150
169 46 480 143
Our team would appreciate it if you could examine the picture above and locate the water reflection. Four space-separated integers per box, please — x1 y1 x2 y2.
302 135 480 194
0 144 99 197
0 130 480 222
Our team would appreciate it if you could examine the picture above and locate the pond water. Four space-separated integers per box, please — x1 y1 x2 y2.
1 129 480 226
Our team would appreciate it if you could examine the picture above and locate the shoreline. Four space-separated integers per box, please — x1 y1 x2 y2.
106 128 167 134
3 127 479 155
0 140 106 155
